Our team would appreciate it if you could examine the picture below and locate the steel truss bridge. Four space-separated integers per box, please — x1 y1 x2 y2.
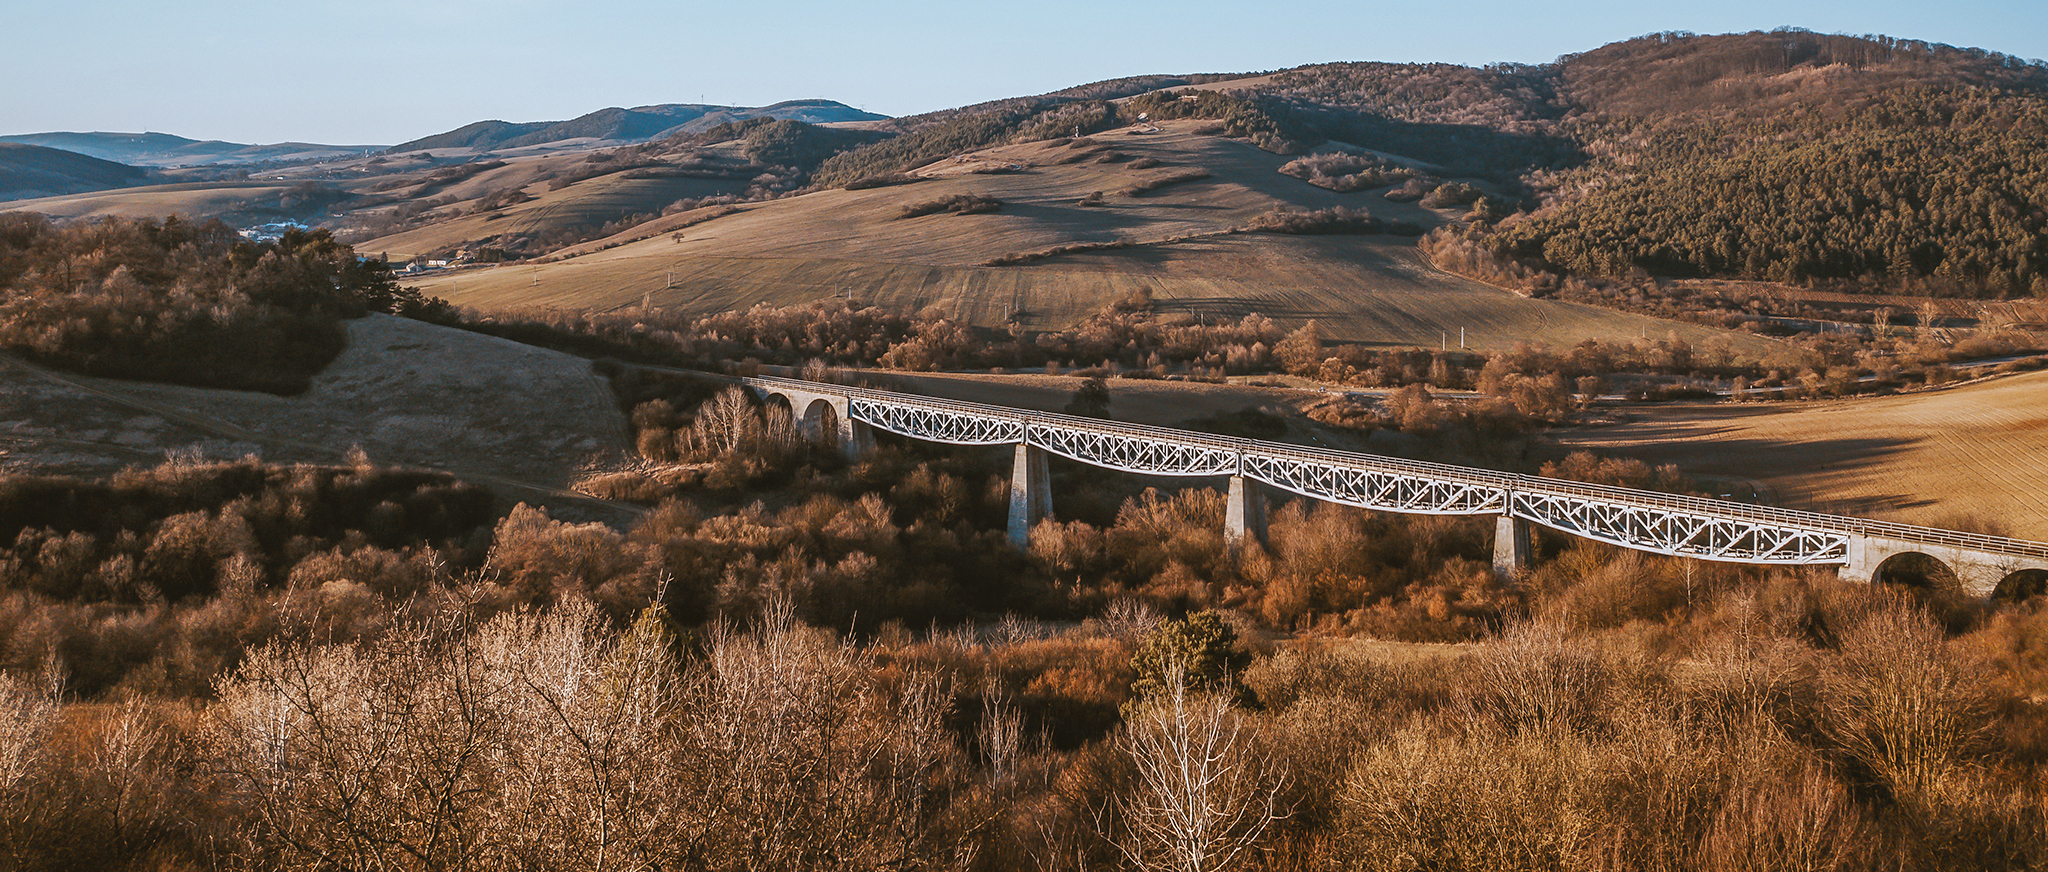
739 374 2048 597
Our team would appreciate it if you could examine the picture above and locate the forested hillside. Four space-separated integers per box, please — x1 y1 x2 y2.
1488 32 2048 297
795 29 2048 298
0 215 446 392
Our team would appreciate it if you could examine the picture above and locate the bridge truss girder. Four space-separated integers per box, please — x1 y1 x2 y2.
851 399 1023 445
1510 491 1850 564
1242 453 1506 515
1031 424 1238 477
806 381 2025 574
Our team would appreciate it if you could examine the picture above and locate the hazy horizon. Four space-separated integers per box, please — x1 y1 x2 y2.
6 0 2047 145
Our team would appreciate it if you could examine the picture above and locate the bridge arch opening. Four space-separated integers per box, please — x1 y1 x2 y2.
1993 568 2048 605
1871 551 1962 593
801 398 839 446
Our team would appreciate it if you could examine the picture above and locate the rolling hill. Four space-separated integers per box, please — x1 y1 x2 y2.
7 29 2044 357
6 180 344 225
403 120 1784 355
0 131 382 166
389 99 885 153
0 143 149 200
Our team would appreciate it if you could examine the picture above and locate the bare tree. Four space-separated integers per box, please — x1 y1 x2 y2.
676 598 958 870
0 674 57 865
1116 664 1283 872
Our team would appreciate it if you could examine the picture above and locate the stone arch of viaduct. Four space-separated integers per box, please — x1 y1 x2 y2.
742 375 2048 600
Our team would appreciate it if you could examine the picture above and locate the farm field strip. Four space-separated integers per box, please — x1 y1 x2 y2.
1547 370 2048 539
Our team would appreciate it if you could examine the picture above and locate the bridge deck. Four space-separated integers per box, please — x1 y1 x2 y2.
744 373 2048 565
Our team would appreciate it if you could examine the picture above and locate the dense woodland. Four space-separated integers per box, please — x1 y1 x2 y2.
0 215 446 392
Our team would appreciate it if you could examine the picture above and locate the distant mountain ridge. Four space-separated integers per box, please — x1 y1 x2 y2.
0 143 149 200
0 132 382 167
387 99 887 153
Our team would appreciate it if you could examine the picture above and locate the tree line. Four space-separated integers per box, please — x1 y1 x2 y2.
0 214 449 393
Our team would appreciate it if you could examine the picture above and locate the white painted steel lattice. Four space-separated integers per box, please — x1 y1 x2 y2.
1029 423 1238 476
1511 491 1850 564
723 372 2048 573
850 398 1023 445
1242 452 1506 515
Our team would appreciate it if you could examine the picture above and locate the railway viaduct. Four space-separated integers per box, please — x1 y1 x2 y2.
739 374 2048 600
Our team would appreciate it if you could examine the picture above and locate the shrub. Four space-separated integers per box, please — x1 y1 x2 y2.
1420 181 1483 208
1119 167 1212 196
843 173 924 190
1130 610 1250 703
897 193 1003 218
1247 206 1424 236
1278 152 1419 192
1383 177 1435 201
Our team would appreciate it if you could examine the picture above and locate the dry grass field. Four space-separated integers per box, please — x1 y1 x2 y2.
412 122 1784 354
356 171 742 259
0 315 631 508
5 180 309 221
1546 370 2048 539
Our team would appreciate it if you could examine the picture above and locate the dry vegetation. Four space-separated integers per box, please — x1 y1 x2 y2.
898 192 1003 218
8 30 2048 869
1548 368 2048 537
1 396 2045 869
0 214 445 394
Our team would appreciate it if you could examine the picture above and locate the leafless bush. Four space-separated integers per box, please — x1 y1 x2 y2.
1819 602 1994 796
1477 619 1617 734
1338 722 1605 871
1278 152 1418 192
206 598 967 871
1248 205 1422 236
1098 597 1167 641
844 172 925 190
898 193 1003 218
1698 756 1875 872
1114 664 1284 871
680 600 960 869
1120 168 1212 196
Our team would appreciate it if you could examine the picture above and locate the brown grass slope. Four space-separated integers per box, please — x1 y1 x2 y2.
356 172 743 259
1545 370 2048 538
0 315 629 496
414 122 1781 354
2 180 310 222
0 143 149 200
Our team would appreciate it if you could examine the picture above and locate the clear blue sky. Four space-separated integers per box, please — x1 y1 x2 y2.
5 0 2045 145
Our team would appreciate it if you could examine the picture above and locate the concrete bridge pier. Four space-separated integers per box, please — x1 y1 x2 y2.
1008 443 1051 547
1493 514 1533 576
844 419 875 458
1839 534 2019 597
1225 475 1267 546
755 386 872 458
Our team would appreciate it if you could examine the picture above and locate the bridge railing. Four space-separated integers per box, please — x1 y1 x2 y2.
740 373 2048 561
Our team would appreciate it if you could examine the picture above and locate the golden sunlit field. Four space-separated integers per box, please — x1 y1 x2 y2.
1547 369 2048 538
408 123 1785 354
